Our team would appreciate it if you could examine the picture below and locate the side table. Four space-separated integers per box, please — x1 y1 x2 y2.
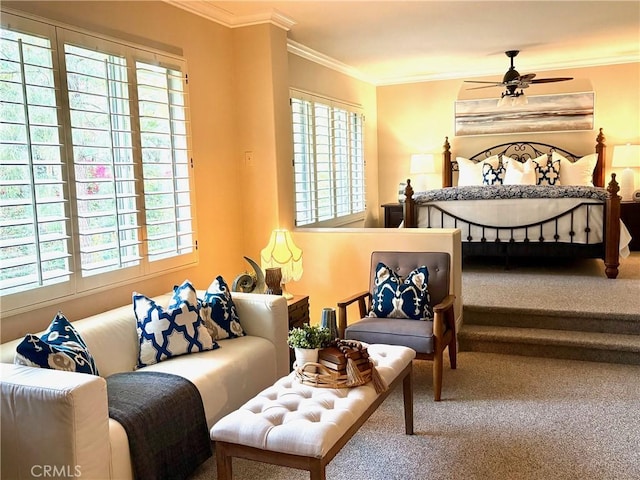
287 295 310 368
381 203 403 228
620 201 640 251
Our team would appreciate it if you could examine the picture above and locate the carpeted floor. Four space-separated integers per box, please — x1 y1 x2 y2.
190 254 640 480
461 253 640 316
190 352 640 480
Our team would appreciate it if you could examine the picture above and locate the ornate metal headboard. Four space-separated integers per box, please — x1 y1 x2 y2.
442 128 606 187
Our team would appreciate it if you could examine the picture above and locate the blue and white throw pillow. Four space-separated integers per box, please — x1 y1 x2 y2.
532 155 561 186
201 276 245 340
368 263 433 320
14 312 99 375
133 286 216 368
482 162 505 185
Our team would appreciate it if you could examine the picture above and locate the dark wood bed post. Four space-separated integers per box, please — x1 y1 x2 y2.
605 174 621 279
594 128 606 188
403 179 416 228
442 136 452 188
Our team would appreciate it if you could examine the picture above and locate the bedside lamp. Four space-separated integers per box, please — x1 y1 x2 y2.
409 153 435 192
612 144 640 201
260 229 303 299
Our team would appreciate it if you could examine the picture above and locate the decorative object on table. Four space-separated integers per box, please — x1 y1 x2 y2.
231 256 266 293
294 339 387 393
287 323 331 372
264 267 283 295
409 153 435 191
320 307 339 342
612 144 639 201
260 229 303 299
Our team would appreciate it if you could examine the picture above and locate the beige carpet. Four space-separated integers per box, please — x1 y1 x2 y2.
461 252 640 317
190 352 640 480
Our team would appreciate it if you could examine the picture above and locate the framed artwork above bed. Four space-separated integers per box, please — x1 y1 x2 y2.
454 92 595 136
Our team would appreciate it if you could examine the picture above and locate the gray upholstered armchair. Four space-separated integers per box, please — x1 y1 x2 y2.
337 251 457 401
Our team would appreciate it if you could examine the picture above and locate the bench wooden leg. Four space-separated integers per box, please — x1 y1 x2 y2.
403 362 414 435
309 462 326 480
215 442 233 480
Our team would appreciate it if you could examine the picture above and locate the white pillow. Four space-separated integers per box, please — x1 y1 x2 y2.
503 158 537 186
552 152 598 186
457 155 500 186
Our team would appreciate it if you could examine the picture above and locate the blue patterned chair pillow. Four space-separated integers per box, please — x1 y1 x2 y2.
14 312 99 375
482 162 505 185
133 287 217 368
368 263 433 320
201 276 245 340
532 154 561 186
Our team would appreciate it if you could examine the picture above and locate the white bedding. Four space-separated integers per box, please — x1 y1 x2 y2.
414 198 631 257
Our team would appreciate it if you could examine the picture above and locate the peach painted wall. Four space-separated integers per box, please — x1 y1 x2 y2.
377 62 640 205
290 228 463 333
1 1 245 340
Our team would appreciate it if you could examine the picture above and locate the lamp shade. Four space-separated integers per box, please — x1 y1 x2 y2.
612 144 640 168
260 229 303 284
410 154 435 174
612 144 639 201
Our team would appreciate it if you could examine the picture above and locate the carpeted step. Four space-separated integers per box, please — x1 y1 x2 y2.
459 324 640 365
464 305 640 335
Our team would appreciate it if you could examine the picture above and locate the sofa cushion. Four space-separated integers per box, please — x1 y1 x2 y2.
200 276 245 340
368 262 433 320
133 290 217 368
14 312 99 375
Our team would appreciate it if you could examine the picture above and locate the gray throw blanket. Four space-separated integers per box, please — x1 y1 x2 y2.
106 371 212 480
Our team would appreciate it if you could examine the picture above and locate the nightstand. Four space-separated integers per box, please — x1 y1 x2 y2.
620 201 640 251
287 295 310 368
381 203 403 228
287 295 310 329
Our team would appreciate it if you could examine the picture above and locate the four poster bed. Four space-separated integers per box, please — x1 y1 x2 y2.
402 129 627 279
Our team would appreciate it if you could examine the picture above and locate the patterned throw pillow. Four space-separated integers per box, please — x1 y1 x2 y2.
201 276 245 340
482 162 506 185
133 286 216 368
368 262 433 320
532 154 561 186
14 312 99 375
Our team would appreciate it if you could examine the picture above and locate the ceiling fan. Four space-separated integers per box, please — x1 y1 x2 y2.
464 50 573 100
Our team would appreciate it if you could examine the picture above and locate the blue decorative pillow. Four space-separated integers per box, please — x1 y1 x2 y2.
482 162 505 185
201 276 245 340
368 263 433 320
133 286 217 368
533 155 561 186
14 312 99 375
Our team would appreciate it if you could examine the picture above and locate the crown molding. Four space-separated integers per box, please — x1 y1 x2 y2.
286 40 375 84
164 0 295 30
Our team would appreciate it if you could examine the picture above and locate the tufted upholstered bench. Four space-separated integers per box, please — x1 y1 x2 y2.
210 344 416 480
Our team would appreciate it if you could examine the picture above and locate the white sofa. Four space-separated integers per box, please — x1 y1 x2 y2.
0 291 289 480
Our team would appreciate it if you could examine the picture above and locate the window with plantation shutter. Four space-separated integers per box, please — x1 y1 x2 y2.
291 91 365 227
0 19 72 299
0 11 197 314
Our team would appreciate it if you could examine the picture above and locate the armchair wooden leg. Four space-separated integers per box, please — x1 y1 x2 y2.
448 337 457 370
433 351 443 401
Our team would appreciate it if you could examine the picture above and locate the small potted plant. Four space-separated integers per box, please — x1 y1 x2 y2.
288 323 331 369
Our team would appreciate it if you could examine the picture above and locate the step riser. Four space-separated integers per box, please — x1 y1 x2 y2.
464 309 640 335
459 337 640 365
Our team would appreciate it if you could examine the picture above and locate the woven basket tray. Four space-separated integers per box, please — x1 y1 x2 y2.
293 361 373 389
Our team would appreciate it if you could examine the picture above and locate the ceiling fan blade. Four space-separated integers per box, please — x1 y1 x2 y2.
519 73 537 82
530 77 574 84
466 84 504 90
463 80 505 85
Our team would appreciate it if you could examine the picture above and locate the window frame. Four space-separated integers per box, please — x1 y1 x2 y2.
290 89 366 228
0 11 198 315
